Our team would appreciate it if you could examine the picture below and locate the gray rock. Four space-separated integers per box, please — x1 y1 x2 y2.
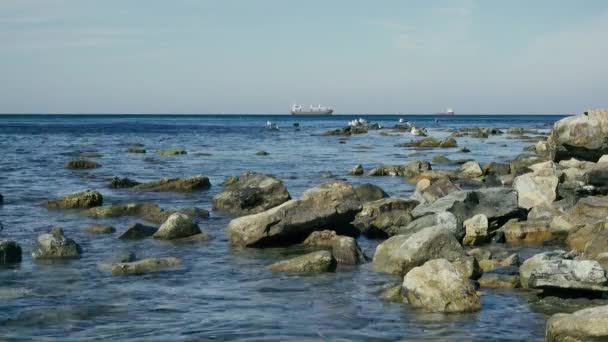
457 161 483 178
352 198 418 238
32 227 82 259
513 171 559 209
548 109 608 162
372 226 465 275
46 189 103 209
402 259 480 313
367 160 431 177
227 181 362 247
153 213 201 240
529 259 608 292
118 223 157 239
348 164 364 176
411 178 460 204
0 240 22 264
354 183 389 203
267 250 337 273
451 256 482 280
212 171 291 216
107 177 140 189
110 257 181 275
519 250 570 289
546 304 608 342
302 230 366 265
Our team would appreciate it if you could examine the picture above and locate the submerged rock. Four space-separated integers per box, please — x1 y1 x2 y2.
372 226 465 275
546 305 608 342
255 150 269 156
127 147 146 153
402 259 480 313
32 227 82 259
107 177 141 189
548 109 608 162
0 240 22 264
398 137 457 148
302 230 366 265
212 171 291 216
110 257 181 275
46 189 103 209
227 180 362 248
155 149 186 155
352 198 418 238
118 223 157 240
65 159 101 169
348 164 364 175
153 213 201 240
267 250 337 273
84 224 116 234
133 176 211 191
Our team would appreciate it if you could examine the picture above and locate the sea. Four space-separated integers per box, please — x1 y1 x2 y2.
0 114 566 341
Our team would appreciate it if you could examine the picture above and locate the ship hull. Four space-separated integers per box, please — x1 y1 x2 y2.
291 109 334 115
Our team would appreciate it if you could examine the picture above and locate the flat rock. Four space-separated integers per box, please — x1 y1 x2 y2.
156 149 186 155
46 189 103 209
84 202 207 224
529 259 608 292
133 176 210 192
503 219 554 243
267 250 337 273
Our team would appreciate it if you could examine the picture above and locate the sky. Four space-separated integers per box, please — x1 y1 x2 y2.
1 0 607 114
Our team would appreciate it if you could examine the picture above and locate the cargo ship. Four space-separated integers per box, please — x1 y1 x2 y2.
291 104 333 115
435 108 455 115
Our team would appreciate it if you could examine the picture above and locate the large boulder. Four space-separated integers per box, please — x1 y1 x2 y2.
267 250 337 273
302 230 366 265
352 198 418 238
0 240 22 264
45 189 103 209
153 213 201 240
83 202 208 225
548 109 608 162
354 184 389 203
132 176 210 191
372 226 464 275
227 181 362 247
513 171 559 209
402 259 480 313
529 259 608 292
212 172 291 215
546 305 608 342
32 227 82 259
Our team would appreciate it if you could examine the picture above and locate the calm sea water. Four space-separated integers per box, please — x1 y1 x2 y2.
0 114 564 341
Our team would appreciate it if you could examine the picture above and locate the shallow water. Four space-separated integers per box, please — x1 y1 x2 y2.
0 114 564 341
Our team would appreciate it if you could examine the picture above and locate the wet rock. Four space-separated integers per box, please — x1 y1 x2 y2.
482 162 511 176
153 213 201 240
529 259 608 292
432 155 472 165
352 198 418 238
548 109 608 162
378 283 406 303
457 161 483 178
255 150 269 156
348 164 364 175
46 189 103 209
156 148 186 155
478 268 521 288
402 259 480 313
107 177 141 189
368 160 431 177
452 256 482 280
118 223 157 239
84 202 207 225
354 183 389 203
503 219 553 243
32 227 82 259
133 175 211 191
302 230 366 265
127 147 146 153
478 253 521 272
212 171 291 216
372 226 465 275
546 305 608 342
65 159 101 169
111 257 181 275
0 240 22 264
222 176 239 187
84 224 115 234
463 214 489 245
227 180 362 247
399 137 457 148
412 178 460 204
324 125 370 136
268 250 337 273
519 250 570 288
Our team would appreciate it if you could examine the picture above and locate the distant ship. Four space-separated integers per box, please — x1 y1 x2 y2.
291 104 333 115
435 108 455 115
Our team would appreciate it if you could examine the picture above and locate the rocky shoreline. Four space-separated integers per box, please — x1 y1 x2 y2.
2 110 608 340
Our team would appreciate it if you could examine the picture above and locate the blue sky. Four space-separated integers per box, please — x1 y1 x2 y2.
1 0 607 114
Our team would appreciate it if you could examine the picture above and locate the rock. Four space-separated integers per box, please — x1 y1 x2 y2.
462 214 489 245
354 183 389 202
302 230 366 265
32 227 82 259
398 211 458 238
110 257 181 275
255 150 269 156
459 147 471 153
548 109 608 162
567 221 607 252
439 137 458 148
212 171 291 216
528 204 562 221
402 259 480 313
535 140 548 154
84 224 115 234
451 256 482 280
156 149 186 155
478 272 521 288
79 152 102 158
222 176 239 186
513 171 559 209
503 219 553 243
378 283 406 303
352 198 418 238
510 153 549 175
411 178 460 204
45 189 103 209
372 226 465 275
153 213 201 240
133 175 210 192
348 164 364 175
227 180 362 247
267 250 337 273
0 193 3 204
546 305 608 342
0 240 22 264
127 147 146 153
529 259 608 292
118 223 157 239
583 229 608 265
368 160 431 177
457 161 483 178
174 232 213 242
482 162 511 176
83 202 207 224
408 170 455 183
519 250 570 288
398 137 457 148
65 159 101 169
431 155 472 165
107 177 140 189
